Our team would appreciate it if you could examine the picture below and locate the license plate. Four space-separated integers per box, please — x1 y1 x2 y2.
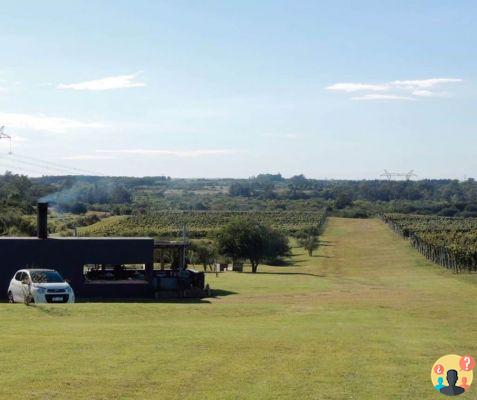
52 296 63 302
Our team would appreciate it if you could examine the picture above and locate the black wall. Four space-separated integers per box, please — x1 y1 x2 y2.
0 237 154 299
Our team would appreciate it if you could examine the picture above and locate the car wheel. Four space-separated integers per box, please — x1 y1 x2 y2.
24 295 34 305
8 291 14 303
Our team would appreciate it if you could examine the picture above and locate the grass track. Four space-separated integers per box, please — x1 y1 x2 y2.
0 217 476 399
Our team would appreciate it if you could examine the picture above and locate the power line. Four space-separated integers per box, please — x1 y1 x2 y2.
0 159 49 176
0 154 107 177
9 155 88 175
9 154 106 176
4 154 105 176
0 155 64 176
0 125 106 176
0 154 86 177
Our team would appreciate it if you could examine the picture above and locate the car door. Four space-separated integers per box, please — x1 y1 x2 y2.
19 272 31 301
11 271 23 302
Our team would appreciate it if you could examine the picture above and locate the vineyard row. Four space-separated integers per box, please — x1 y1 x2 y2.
382 213 477 273
79 210 328 239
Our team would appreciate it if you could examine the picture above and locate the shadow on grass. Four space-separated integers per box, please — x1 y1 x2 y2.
76 289 239 304
211 289 238 297
267 258 306 267
1 294 237 306
32 305 73 316
243 272 326 278
77 298 212 304
0 301 74 315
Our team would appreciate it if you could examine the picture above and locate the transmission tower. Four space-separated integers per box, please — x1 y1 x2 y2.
0 126 12 154
380 169 417 181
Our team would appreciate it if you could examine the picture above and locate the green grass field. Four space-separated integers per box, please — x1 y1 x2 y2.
1 217 476 399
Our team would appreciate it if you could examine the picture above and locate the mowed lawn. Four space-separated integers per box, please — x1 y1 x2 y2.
1 217 476 400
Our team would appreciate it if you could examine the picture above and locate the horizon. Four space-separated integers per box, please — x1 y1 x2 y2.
29 173 474 182
0 1 476 179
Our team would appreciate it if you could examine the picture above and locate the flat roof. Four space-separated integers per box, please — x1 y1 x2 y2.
154 240 191 248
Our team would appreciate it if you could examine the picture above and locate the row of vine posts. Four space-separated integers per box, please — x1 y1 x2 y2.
381 215 477 274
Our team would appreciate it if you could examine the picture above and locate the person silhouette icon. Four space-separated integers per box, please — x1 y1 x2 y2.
460 377 470 391
435 377 445 391
440 369 465 396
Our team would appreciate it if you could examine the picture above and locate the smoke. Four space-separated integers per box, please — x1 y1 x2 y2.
39 182 86 204
39 177 132 213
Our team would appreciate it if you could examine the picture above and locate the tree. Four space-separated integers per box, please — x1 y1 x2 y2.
297 225 322 238
191 240 216 271
70 202 88 214
0 210 36 236
111 185 132 204
334 190 353 209
216 218 290 273
229 182 252 197
299 235 320 256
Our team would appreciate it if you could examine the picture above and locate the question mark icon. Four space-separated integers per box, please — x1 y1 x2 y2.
434 364 444 374
459 355 476 371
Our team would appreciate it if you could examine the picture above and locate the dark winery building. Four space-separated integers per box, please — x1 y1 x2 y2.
0 203 200 300
0 236 155 298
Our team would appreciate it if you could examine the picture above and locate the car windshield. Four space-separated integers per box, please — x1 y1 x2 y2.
30 271 65 283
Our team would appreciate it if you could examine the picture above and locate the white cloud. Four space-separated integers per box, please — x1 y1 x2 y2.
58 72 145 91
412 89 433 97
391 78 462 89
62 155 116 160
262 133 300 139
327 77 462 101
97 149 236 158
0 112 105 133
351 94 415 101
36 82 54 87
411 89 447 97
325 83 389 92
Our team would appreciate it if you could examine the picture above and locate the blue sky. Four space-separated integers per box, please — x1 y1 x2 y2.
0 0 475 178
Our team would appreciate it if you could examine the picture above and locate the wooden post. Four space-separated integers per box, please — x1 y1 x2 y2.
145 262 154 282
179 245 186 270
160 249 165 270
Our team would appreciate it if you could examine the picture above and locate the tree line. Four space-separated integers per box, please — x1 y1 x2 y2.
3 171 477 237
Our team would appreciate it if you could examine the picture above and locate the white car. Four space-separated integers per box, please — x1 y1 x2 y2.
8 269 75 304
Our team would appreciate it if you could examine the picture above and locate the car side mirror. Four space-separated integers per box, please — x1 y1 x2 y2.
65 279 71 284
22 279 30 285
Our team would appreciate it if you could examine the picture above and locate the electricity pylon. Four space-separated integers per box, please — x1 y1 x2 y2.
380 169 417 181
0 126 12 154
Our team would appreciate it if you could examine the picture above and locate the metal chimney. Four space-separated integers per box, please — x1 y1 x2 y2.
37 202 48 239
